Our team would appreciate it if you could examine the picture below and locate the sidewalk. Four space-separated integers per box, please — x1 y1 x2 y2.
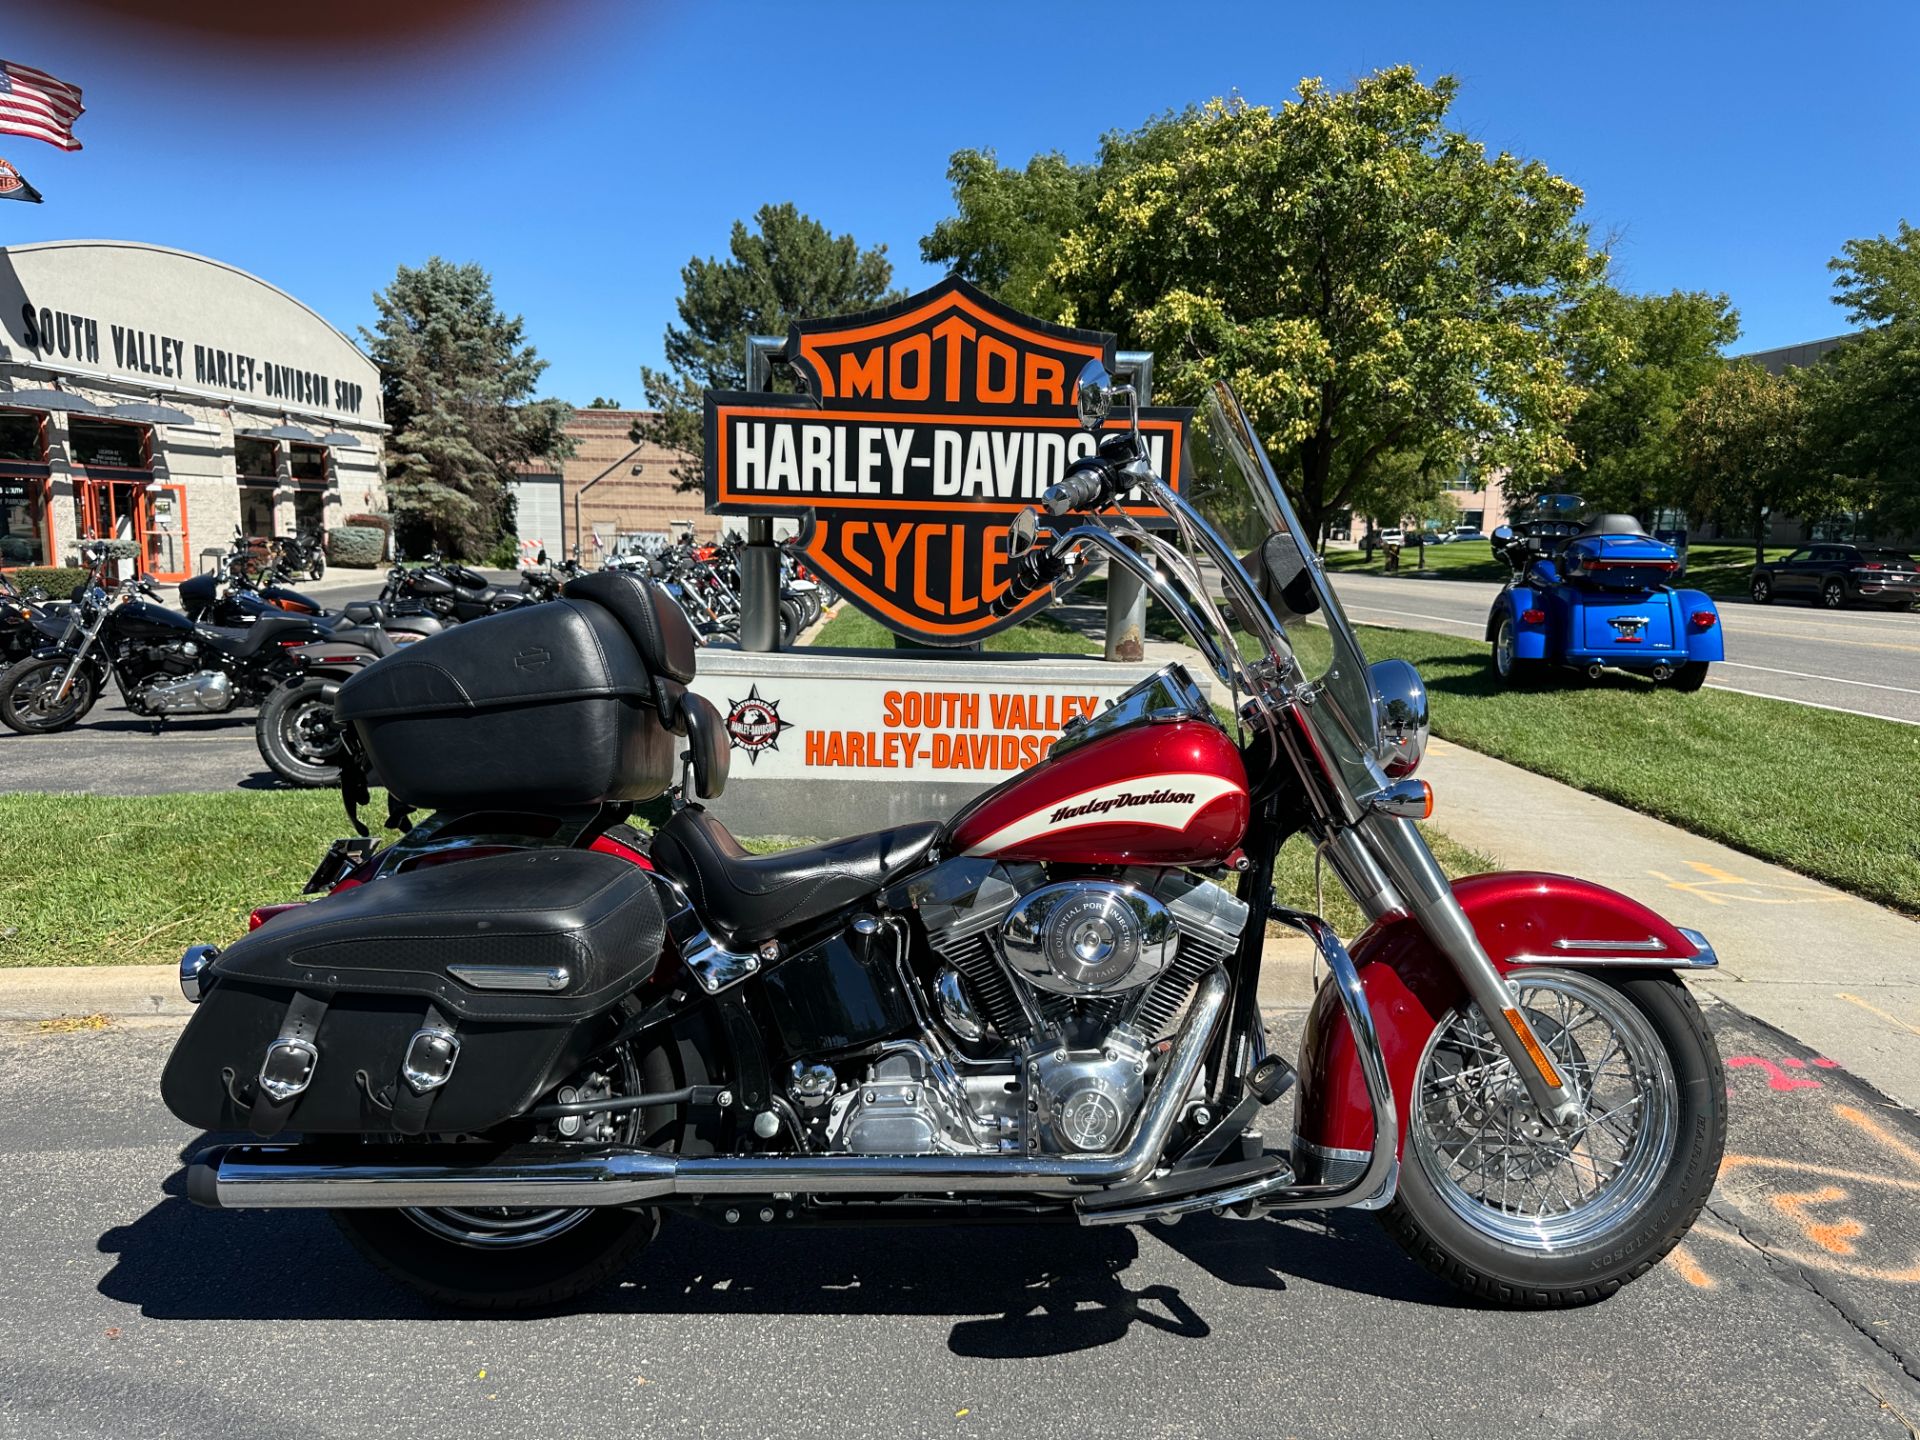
1419 737 1920 1109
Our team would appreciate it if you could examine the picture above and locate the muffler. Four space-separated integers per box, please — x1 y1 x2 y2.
1585 664 1604 680
188 970 1229 1211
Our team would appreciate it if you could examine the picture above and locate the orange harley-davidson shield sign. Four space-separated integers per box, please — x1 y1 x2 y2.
701 277 1192 646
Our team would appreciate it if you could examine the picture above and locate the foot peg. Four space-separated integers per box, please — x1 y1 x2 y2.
1248 1056 1296 1106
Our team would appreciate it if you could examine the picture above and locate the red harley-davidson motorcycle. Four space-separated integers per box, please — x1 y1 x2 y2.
161 369 1726 1310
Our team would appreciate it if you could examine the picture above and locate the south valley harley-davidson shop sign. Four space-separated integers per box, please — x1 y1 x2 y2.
702 277 1192 645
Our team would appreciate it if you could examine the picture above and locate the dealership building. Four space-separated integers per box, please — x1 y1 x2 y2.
0 240 385 581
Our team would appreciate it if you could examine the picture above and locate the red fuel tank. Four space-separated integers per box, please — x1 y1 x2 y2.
943 719 1249 866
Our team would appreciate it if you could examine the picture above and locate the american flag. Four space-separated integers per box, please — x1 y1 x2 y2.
0 60 83 152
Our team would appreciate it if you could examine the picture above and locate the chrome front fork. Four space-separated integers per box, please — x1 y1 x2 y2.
1322 815 1584 1127
51 625 103 705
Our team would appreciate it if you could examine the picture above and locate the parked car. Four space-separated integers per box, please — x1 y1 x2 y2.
1749 544 1920 610
1449 525 1485 543
1487 496 1723 690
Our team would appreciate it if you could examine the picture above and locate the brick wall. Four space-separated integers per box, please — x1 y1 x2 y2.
543 409 717 561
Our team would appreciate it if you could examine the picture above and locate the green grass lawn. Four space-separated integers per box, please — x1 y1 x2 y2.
1355 625 1920 913
1323 540 1794 599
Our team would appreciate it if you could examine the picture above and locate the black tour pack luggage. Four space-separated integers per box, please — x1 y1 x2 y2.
161 571 714 1139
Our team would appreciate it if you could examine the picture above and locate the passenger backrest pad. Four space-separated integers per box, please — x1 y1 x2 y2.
563 570 697 683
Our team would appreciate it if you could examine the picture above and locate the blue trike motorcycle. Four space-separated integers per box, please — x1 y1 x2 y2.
1486 496 1723 690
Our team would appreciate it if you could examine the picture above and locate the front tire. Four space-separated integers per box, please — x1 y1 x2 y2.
1750 576 1772 604
309 554 327 582
256 678 346 787
0 655 99 734
1378 970 1725 1307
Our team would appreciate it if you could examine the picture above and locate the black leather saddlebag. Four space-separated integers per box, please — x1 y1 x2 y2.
160 849 666 1137
334 572 696 813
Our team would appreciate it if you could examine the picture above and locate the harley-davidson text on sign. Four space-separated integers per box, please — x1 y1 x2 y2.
685 673 1145 785
702 277 1192 646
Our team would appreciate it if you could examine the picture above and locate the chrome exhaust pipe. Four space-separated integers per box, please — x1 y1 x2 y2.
189 969 1229 1211
1585 664 1604 680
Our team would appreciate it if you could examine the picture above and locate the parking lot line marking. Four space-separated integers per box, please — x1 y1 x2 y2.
1716 661 1920 696
1649 860 1846 906
1338 603 1481 629
1838 993 1920 1041
1702 683 1920 726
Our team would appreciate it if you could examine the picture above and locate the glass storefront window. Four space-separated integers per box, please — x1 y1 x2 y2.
0 412 44 463
0 476 49 566
69 417 149 471
289 443 327 484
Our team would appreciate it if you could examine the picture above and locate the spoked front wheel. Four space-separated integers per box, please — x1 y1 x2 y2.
1379 969 1725 1307
0 655 99 734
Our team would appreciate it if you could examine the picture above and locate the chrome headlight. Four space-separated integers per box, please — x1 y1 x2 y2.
1369 659 1429 778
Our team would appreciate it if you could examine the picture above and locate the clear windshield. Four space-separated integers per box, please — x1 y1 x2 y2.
1185 384 1383 801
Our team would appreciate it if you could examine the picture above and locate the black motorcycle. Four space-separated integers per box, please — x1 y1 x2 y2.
254 602 448 787
1 571 69 665
0 558 337 735
379 554 534 624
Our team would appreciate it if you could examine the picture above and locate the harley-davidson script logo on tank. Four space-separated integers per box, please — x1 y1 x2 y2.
959 774 1245 858
702 277 1192 646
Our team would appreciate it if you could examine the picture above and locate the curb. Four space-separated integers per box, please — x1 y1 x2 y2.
0 964 191 1022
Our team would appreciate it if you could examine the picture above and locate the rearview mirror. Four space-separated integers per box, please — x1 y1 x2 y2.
1009 505 1040 551
1074 360 1113 432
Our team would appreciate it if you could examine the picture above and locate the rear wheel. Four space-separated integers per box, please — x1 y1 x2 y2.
1822 579 1847 609
1378 970 1725 1307
256 678 346 787
1490 615 1538 686
1669 662 1710 693
330 1020 718 1311
0 655 99 734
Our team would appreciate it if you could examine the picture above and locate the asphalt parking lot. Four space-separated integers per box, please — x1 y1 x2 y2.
2 999 1916 1440
1328 569 1920 725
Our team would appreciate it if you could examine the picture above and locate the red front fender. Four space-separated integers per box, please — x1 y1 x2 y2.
1293 872 1702 1169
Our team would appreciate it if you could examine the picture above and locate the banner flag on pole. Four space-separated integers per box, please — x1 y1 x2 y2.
0 59 84 151
0 157 42 204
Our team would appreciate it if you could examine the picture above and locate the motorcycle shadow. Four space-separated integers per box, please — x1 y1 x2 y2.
97 1153 1460 1351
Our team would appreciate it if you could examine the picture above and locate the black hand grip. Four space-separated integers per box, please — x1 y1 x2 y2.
990 545 1060 617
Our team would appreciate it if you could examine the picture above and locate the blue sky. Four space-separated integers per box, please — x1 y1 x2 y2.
4 1 1914 404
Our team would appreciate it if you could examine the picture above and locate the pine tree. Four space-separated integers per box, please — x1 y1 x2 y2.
363 258 573 557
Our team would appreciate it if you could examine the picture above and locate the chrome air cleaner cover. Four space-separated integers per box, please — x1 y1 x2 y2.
1000 881 1175 995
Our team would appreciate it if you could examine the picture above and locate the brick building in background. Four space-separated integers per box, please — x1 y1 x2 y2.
509 407 716 564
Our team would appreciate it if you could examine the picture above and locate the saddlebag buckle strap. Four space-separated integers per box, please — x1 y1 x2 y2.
247 990 329 1137
390 1004 458 1136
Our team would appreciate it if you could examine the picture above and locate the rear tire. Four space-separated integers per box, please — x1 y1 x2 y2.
0 655 99 734
1378 972 1725 1308
1822 579 1847 609
1489 615 1539 686
256 678 345 787
1670 662 1710 693
333 1205 660 1312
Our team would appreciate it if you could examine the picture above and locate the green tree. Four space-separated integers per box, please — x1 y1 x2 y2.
1677 362 1816 564
587 396 622 408
637 203 900 490
1563 287 1739 523
363 258 571 557
1804 220 1920 533
920 119 1189 320
1048 72 1606 541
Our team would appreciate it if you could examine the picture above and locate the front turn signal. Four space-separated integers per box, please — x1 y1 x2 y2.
1369 779 1433 820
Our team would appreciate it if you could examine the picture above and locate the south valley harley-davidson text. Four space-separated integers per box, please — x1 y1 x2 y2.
160 357 1726 1313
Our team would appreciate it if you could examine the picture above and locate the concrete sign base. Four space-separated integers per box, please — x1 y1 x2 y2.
687 648 1206 839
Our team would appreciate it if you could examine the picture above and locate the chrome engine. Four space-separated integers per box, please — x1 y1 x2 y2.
134 668 235 714
810 861 1248 1159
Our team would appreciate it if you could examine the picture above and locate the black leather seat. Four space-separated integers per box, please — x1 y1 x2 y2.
193 613 319 658
651 807 939 946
